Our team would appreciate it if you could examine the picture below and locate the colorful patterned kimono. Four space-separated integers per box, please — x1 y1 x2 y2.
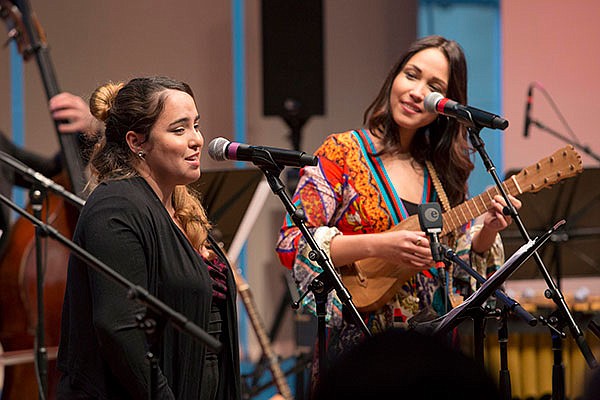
276 129 504 358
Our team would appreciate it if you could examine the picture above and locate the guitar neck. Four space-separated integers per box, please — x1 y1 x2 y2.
230 266 294 400
344 145 582 313
441 177 520 235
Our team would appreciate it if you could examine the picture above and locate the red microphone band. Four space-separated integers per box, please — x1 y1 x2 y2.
436 97 450 114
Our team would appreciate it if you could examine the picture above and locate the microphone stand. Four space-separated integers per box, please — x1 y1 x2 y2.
0 150 86 400
250 150 371 377
0 150 85 209
467 123 598 394
529 118 600 164
30 182 48 399
542 310 568 400
0 192 221 400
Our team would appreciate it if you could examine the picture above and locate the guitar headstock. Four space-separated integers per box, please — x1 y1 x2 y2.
0 0 44 61
511 145 583 193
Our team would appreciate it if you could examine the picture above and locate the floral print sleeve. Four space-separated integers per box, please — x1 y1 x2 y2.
276 134 355 327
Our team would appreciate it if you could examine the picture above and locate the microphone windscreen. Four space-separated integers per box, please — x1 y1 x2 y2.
424 92 444 113
207 137 230 161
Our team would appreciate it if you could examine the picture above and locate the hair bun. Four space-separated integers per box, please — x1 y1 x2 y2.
89 82 125 121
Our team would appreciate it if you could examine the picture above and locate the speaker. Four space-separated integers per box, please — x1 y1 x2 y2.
261 0 325 119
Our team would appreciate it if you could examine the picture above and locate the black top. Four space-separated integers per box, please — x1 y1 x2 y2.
57 177 241 399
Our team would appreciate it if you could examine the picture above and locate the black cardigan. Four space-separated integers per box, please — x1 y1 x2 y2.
57 177 241 399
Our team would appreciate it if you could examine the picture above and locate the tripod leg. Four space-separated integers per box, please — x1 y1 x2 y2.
551 331 565 400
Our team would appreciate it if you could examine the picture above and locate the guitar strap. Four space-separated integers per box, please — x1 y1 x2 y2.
424 160 450 212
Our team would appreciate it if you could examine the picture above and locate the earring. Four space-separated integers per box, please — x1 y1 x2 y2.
137 150 146 159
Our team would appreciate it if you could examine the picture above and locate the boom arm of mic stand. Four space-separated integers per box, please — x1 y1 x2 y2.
467 125 598 369
530 119 600 163
0 192 221 353
256 162 371 338
0 150 85 208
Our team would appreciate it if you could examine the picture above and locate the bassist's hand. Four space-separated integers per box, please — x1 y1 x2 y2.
49 92 103 140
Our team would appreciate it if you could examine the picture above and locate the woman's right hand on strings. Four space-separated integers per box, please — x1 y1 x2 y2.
330 230 434 271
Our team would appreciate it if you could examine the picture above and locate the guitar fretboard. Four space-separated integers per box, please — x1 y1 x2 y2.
441 177 520 235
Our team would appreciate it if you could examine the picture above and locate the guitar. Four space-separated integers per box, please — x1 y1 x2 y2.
341 145 583 312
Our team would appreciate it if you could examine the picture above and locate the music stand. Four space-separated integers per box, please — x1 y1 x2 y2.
188 168 263 251
503 168 600 283
411 221 563 337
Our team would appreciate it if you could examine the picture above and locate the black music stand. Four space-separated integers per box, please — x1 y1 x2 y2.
503 168 600 284
189 168 263 251
411 221 563 337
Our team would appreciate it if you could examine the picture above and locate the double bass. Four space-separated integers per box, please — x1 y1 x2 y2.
0 0 87 398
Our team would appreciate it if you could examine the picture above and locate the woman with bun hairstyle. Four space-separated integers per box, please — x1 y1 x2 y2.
57 76 241 400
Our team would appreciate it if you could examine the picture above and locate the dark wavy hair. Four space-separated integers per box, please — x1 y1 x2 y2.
89 76 195 183
364 35 473 206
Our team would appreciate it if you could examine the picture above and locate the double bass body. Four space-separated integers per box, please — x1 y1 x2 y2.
0 0 88 396
0 171 78 399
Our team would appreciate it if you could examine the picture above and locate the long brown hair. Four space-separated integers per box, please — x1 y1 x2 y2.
364 35 473 206
88 76 211 249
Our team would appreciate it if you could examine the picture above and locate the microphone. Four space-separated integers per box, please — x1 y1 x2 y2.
208 137 318 168
524 84 534 137
417 202 444 268
424 92 509 130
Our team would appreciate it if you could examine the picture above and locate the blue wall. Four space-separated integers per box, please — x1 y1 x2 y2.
10 41 26 210
419 0 504 196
